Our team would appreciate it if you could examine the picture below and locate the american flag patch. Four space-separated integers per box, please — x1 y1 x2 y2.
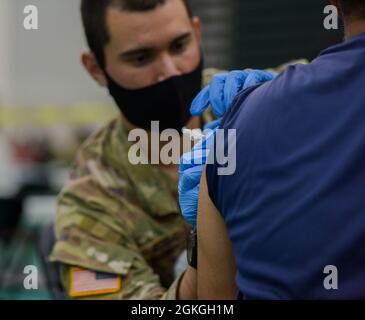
69 267 122 298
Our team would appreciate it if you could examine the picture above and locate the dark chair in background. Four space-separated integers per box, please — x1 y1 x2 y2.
0 197 23 242
38 224 65 300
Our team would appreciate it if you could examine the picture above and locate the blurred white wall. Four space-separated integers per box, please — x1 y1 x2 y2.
0 0 113 107
0 0 12 105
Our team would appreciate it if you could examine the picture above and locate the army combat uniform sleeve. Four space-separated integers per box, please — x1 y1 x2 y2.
49 117 192 300
50 176 171 299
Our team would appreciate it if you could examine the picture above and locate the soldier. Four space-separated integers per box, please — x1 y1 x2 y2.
49 0 222 300
49 0 279 299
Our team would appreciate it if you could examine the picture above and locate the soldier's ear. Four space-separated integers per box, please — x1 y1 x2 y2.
81 51 108 87
191 16 202 44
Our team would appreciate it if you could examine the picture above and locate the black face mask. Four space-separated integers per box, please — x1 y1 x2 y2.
105 59 203 131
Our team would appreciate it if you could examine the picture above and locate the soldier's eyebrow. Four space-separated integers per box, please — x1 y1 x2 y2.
119 32 192 60
170 32 192 47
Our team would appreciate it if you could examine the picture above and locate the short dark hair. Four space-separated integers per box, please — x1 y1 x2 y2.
339 0 365 19
81 0 193 68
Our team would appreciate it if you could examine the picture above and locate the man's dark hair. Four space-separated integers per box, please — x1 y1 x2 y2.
81 0 193 68
339 0 365 19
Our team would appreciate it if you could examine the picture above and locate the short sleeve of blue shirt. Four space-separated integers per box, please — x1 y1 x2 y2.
206 84 260 216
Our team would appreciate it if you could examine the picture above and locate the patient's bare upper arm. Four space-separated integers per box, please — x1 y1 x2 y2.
197 166 237 300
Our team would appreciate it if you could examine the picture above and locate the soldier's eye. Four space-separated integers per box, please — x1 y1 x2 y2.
171 38 189 55
130 53 153 67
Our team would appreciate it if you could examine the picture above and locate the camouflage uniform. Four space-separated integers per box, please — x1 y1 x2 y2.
49 69 222 300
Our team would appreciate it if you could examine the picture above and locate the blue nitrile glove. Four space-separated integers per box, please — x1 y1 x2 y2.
179 129 216 228
203 118 221 131
179 69 277 228
191 69 277 118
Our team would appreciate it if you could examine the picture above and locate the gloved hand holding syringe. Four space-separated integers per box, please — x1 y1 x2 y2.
178 69 277 228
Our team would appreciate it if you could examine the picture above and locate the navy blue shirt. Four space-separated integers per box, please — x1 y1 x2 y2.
206 32 365 299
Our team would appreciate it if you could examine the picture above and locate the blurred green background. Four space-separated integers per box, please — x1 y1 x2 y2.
193 0 342 69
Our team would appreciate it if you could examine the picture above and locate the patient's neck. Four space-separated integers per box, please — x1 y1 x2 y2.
344 18 365 40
